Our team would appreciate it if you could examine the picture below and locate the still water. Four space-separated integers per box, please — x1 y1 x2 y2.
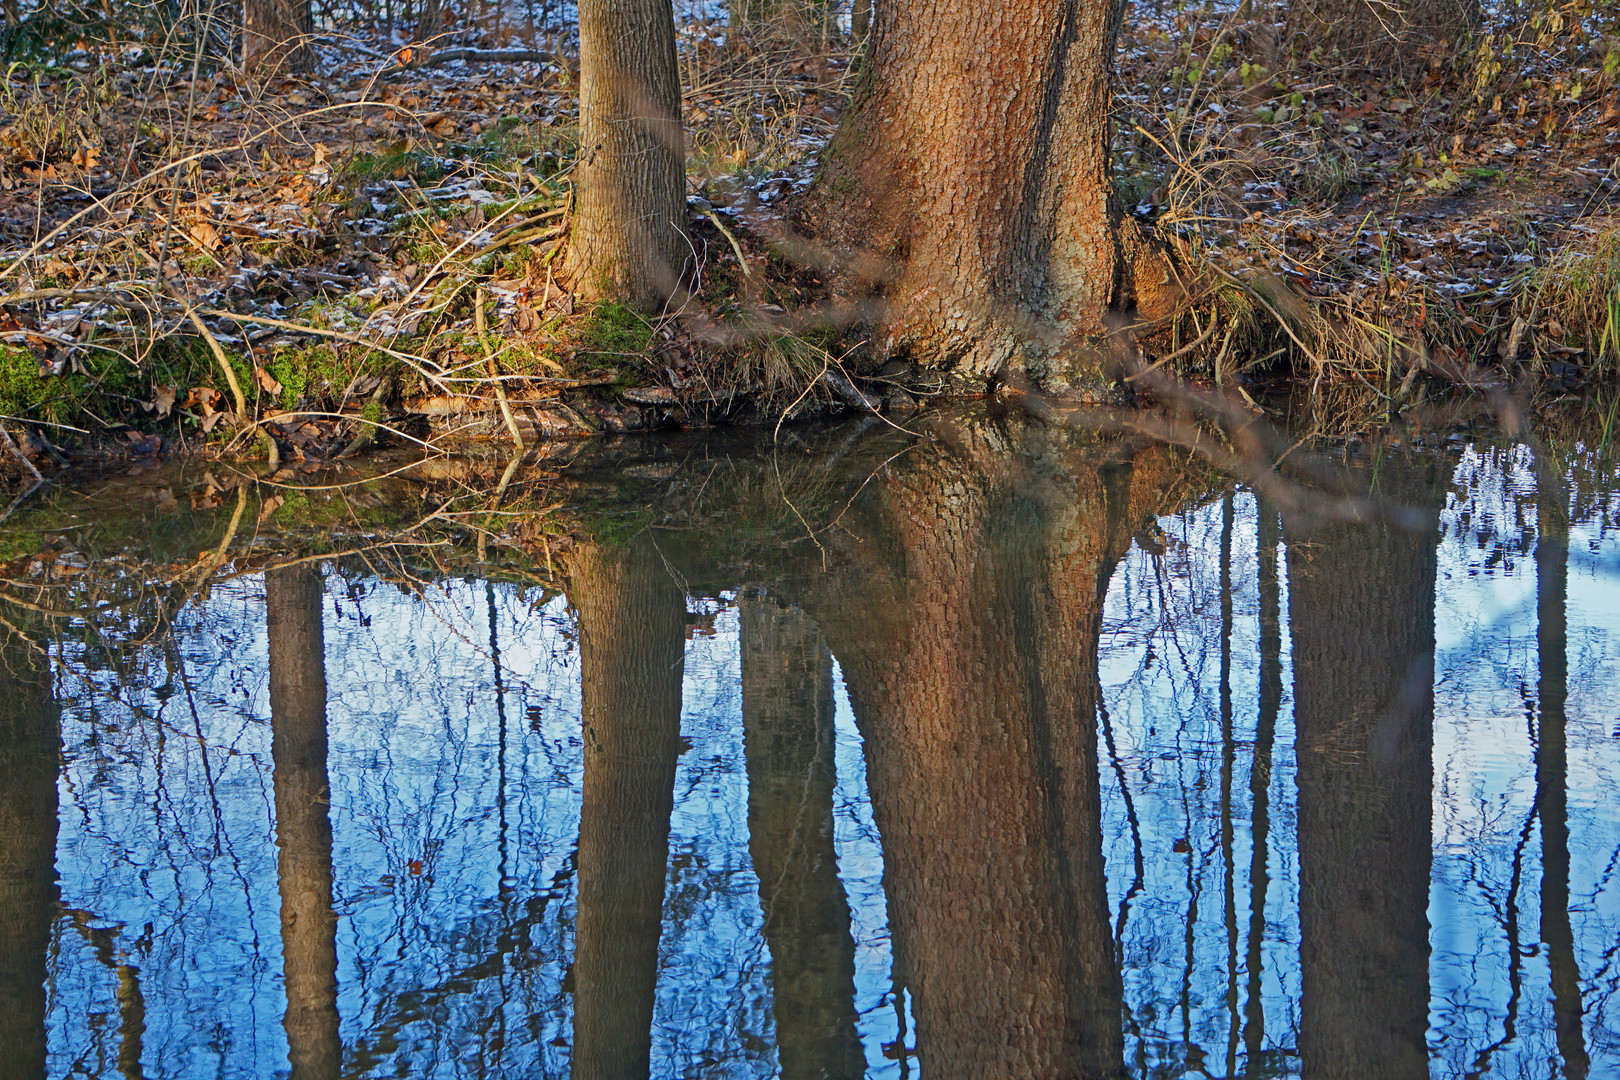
2 408 1619 1078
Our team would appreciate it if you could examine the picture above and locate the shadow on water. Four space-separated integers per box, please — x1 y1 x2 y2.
1 405 1619 1077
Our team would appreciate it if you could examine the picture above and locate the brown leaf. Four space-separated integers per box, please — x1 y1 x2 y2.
124 432 162 457
189 220 221 253
254 365 283 395
144 384 178 418
257 493 285 525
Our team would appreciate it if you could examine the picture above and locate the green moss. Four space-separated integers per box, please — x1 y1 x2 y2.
263 343 392 409
340 145 447 184
576 301 653 359
0 345 51 417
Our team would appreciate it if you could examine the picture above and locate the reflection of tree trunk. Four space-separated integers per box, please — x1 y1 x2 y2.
809 422 1161 1078
268 566 342 1080
570 537 686 1080
740 595 864 1080
1242 500 1281 1076
1536 479 1588 1079
1287 455 1444 1080
0 630 59 1080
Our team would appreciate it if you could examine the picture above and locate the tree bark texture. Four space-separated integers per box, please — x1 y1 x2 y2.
0 630 59 1080
566 0 688 310
268 565 342 1080
740 595 865 1080
570 536 687 1080
1285 452 1445 1080
800 418 1196 1077
1284 0 1476 74
809 0 1166 397
242 0 313 74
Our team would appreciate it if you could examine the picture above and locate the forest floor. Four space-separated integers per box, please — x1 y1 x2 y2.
0 0 1616 487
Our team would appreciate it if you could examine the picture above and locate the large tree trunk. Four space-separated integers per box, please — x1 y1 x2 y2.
800 418 1192 1076
242 0 313 74
569 537 687 1079
807 0 1165 398
565 0 688 310
1284 0 1476 73
0 628 60 1080
268 565 343 1080
740 595 865 1080
1285 452 1445 1080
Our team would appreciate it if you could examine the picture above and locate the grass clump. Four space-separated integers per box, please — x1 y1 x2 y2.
1519 227 1620 374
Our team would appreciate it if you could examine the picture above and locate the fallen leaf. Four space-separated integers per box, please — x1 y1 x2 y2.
256 493 285 525
144 384 178 418
254 365 283 395
189 220 221 253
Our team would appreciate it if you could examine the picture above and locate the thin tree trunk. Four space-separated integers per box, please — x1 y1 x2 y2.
1242 499 1281 1077
1286 452 1445 1080
570 537 687 1080
1536 471 1589 1079
740 595 865 1080
268 565 342 1080
242 0 314 74
566 0 688 310
807 0 1168 397
0 628 59 1080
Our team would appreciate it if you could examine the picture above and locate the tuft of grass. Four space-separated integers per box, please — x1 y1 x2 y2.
1518 227 1620 376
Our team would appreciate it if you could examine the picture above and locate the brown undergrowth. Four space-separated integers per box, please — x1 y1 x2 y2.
0 0 1614 493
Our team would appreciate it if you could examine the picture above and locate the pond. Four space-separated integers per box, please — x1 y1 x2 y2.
1 405 1618 1078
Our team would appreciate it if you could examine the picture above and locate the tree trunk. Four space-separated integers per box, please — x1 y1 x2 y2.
242 0 313 74
268 565 342 1080
1285 453 1445 1080
1536 470 1589 1079
0 628 59 1080
565 0 688 310
806 0 1166 398
1284 0 1476 73
740 595 865 1080
801 418 1186 1077
569 536 687 1080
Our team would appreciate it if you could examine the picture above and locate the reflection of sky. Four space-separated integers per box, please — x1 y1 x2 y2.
35 436 1620 1077
1099 492 1303 1077
46 574 903 1078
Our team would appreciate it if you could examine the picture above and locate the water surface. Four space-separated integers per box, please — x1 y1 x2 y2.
2 409 1619 1078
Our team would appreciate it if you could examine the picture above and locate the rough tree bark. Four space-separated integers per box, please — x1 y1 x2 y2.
740 595 865 1080
806 0 1171 398
1284 0 1476 73
566 0 689 310
242 0 314 74
0 627 59 1080
268 565 343 1080
797 417 1194 1077
1285 451 1446 1080
569 536 687 1080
